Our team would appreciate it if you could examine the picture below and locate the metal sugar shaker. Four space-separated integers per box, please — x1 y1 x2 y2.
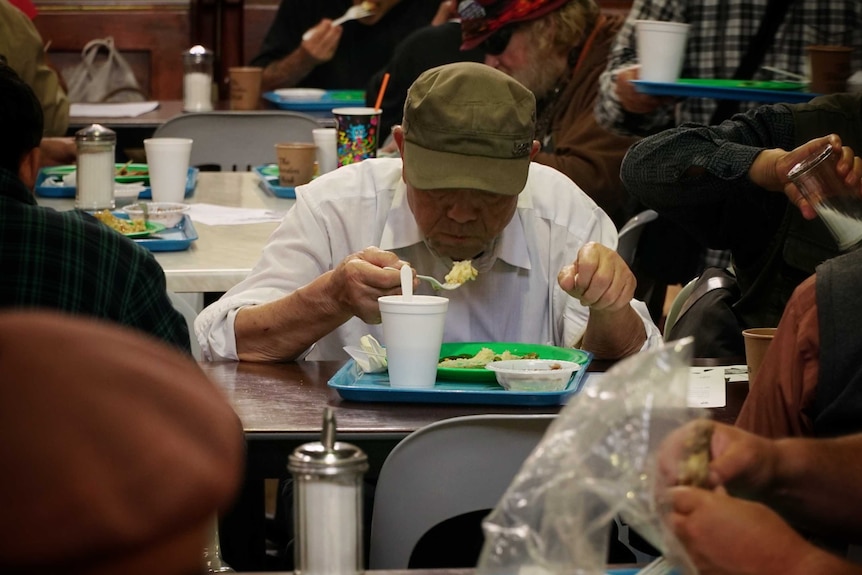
288 408 368 575
75 123 116 210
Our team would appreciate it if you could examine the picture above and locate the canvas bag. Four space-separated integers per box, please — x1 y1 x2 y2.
62 37 147 103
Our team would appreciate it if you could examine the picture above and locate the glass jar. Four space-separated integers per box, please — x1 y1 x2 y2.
288 408 368 575
75 124 116 210
183 45 214 112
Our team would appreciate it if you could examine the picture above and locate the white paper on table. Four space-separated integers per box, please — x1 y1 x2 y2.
186 203 287 226
687 367 727 408
70 101 160 118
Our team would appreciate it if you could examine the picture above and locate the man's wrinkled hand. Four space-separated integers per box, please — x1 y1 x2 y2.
330 247 409 324
557 242 636 312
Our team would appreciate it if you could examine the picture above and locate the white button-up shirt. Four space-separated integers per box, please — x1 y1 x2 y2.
196 158 661 360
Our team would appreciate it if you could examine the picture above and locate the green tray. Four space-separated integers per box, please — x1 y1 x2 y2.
437 342 591 382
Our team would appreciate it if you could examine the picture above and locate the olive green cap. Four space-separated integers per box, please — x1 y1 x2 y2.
401 62 536 196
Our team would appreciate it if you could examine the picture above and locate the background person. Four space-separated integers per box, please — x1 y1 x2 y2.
595 0 862 137
620 94 862 354
0 311 244 574
195 62 661 363
660 420 862 575
458 0 638 228
0 61 190 352
735 245 862 440
251 0 444 91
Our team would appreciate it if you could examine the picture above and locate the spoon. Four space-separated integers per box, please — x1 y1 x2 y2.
302 4 375 40
384 267 463 291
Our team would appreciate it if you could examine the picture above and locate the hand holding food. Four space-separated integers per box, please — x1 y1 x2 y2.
330 247 406 324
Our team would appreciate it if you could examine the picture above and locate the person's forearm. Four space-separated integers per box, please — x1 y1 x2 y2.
234 271 351 361
767 435 862 541
260 47 319 91
580 305 645 359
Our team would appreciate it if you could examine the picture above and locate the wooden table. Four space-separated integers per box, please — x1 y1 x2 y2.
203 358 749 570
37 171 290 295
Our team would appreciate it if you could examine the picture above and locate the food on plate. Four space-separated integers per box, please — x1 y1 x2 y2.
444 260 478 286
677 420 714 487
438 347 539 369
93 210 148 235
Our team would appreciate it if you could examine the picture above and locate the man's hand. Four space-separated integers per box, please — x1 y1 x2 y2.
657 421 778 499
557 242 636 312
613 66 675 114
328 247 412 324
666 487 813 575
39 137 76 166
771 134 862 220
301 19 343 62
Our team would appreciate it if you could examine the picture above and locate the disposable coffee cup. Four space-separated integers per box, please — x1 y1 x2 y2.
635 20 690 83
275 143 317 187
144 137 193 203
378 295 448 389
787 144 862 251
312 128 338 175
742 328 777 384
807 45 852 94
332 107 382 167
228 66 263 110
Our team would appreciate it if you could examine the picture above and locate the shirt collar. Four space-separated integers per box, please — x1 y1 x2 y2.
379 183 532 271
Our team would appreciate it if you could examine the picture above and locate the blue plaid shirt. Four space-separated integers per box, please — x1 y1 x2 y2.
596 0 862 136
0 168 191 353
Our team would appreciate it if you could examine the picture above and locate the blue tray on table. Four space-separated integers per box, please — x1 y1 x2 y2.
35 165 199 199
328 349 592 406
254 164 299 198
133 214 198 252
632 78 819 103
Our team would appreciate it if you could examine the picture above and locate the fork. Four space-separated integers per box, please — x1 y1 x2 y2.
302 5 375 40
383 267 463 291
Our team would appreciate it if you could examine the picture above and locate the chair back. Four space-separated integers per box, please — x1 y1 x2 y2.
167 290 202 360
153 111 320 171
663 275 699 338
616 209 659 266
368 414 555 569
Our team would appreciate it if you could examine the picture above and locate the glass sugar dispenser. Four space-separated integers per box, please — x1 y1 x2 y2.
75 123 116 210
183 45 214 112
289 408 368 575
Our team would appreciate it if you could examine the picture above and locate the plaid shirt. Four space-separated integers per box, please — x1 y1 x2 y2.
596 0 862 136
0 168 190 353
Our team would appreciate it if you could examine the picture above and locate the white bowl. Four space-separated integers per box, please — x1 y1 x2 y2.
485 359 581 392
273 88 326 101
122 202 190 228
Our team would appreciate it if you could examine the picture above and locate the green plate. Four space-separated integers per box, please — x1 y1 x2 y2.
42 163 150 184
437 342 591 382
676 78 806 91
122 221 166 238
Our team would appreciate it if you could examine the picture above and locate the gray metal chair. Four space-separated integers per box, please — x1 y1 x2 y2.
153 111 320 171
368 414 555 569
616 209 659 267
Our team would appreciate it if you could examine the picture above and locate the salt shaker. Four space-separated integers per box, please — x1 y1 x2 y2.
289 408 368 575
183 45 214 112
75 124 116 210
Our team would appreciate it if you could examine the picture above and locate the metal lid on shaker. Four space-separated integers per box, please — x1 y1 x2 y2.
184 44 213 64
288 408 368 476
75 123 116 143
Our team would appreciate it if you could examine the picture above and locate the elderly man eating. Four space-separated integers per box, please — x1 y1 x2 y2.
196 62 660 362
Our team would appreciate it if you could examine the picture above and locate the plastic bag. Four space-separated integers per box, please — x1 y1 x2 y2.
62 37 147 103
475 337 705 575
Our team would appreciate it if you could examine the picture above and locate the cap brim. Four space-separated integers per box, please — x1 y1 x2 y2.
461 30 492 51
402 139 529 196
